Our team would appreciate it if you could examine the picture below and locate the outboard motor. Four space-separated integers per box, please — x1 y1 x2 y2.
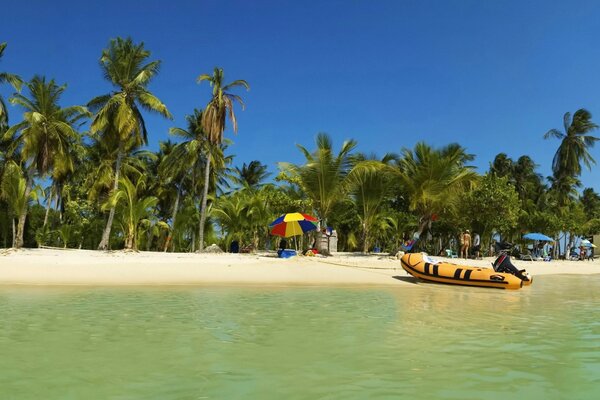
493 246 532 283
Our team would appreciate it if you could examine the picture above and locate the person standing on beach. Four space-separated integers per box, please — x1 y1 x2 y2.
460 230 471 258
473 232 481 259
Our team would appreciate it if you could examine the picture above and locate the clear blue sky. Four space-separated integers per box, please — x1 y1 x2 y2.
2 0 600 190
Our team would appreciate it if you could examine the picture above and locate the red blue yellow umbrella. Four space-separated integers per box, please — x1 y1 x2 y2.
269 213 318 237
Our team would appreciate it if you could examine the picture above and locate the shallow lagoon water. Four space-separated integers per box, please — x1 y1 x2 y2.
1 275 599 399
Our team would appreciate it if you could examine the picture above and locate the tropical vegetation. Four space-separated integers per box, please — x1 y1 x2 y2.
1 38 599 258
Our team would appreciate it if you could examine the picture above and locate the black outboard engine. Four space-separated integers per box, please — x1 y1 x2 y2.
493 243 532 283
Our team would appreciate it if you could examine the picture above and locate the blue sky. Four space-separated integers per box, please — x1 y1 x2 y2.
2 0 600 190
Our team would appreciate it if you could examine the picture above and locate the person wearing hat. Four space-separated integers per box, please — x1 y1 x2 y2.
460 229 471 259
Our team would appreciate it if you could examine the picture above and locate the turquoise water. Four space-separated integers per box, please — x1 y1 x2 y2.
1 276 599 399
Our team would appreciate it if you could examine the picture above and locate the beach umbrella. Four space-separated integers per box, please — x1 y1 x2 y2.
522 232 554 241
581 239 597 248
269 213 318 237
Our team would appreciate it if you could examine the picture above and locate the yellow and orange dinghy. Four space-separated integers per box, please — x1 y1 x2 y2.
400 253 532 290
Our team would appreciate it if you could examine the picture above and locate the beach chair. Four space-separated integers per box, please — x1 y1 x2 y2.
445 249 458 258
519 250 534 261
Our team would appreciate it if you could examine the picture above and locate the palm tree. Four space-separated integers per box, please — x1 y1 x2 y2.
280 133 357 253
489 153 513 178
163 109 232 251
0 161 30 247
0 42 23 130
581 188 600 218
544 109 599 178
232 160 271 190
89 37 172 250
105 176 158 250
347 153 397 252
394 142 477 237
196 67 249 251
3 76 89 248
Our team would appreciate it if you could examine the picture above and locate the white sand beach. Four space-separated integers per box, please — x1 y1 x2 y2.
1 248 599 286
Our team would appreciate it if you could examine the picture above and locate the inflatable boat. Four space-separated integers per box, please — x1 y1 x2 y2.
400 253 532 290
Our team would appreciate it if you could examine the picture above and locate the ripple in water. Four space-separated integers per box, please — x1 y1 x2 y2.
1 275 599 399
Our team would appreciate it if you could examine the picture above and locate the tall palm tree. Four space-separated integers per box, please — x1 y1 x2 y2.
163 109 231 251
196 67 249 251
280 133 357 253
394 142 477 237
89 37 172 250
3 76 89 248
0 42 23 130
544 109 599 178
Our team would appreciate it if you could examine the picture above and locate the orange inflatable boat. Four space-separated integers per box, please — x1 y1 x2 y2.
400 253 532 290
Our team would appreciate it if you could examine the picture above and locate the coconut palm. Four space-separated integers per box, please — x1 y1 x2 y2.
581 188 600 218
544 109 599 178
0 161 30 247
394 142 477 237
105 176 158 250
89 37 172 250
196 67 249 251
280 133 357 253
163 109 232 251
489 153 513 178
347 153 397 252
0 42 23 130
3 76 89 248
232 160 271 190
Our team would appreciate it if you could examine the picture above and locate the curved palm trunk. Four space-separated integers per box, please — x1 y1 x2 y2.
198 152 212 252
15 173 33 249
98 146 123 250
164 178 184 252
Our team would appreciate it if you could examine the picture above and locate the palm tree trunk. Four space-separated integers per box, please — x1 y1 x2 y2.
362 223 369 253
198 151 212 252
98 146 123 250
43 190 53 228
164 178 183 252
15 173 34 249
12 217 16 248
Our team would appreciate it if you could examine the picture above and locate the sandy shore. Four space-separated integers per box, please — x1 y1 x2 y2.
0 248 599 286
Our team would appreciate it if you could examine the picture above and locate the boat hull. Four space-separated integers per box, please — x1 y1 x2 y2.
401 253 525 290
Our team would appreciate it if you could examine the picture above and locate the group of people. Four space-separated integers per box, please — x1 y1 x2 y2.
459 230 481 259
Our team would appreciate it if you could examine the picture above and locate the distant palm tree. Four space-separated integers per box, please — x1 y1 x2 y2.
489 153 513 178
394 142 477 237
3 76 89 248
0 42 23 130
280 133 357 253
347 153 397 253
163 109 231 251
0 161 29 247
544 109 599 178
233 160 271 190
89 37 172 250
104 176 158 250
581 188 600 218
196 67 249 251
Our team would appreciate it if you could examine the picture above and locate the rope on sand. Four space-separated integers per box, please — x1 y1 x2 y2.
312 258 400 270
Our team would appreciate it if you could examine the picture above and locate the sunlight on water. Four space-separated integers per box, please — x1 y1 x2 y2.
1 276 600 399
